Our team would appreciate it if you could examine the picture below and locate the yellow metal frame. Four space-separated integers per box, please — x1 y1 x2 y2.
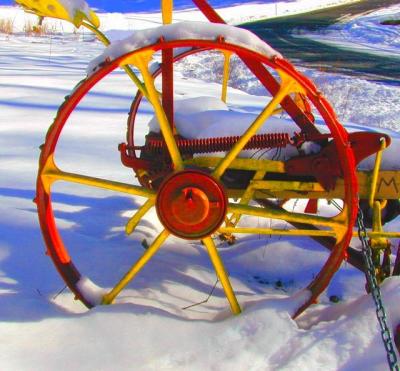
15 0 100 28
221 51 232 103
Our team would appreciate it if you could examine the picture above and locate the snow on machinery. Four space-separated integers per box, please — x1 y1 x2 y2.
17 0 400 324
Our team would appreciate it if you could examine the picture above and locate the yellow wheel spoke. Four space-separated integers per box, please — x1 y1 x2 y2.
212 71 302 180
40 154 155 199
219 226 336 238
228 203 347 240
202 237 241 314
125 199 155 235
124 51 184 171
221 51 232 103
102 229 170 304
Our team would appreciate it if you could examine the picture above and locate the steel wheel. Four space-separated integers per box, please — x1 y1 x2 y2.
37 22 357 317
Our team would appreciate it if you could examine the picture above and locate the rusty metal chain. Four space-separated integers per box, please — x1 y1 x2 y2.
357 206 399 370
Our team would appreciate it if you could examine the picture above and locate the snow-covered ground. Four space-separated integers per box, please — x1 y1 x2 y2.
0 1 399 370
296 4 400 59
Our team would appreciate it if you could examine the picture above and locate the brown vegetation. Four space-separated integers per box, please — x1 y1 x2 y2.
0 18 13 34
0 17 56 36
24 19 56 36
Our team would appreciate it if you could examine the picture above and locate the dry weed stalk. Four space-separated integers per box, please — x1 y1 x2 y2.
0 18 13 34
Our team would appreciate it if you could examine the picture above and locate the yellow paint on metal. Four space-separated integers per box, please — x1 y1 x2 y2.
186 156 285 173
368 200 390 252
219 227 336 238
102 229 170 304
82 21 110 45
40 154 155 199
369 137 387 208
125 51 184 171
202 237 241 314
228 203 345 241
126 199 155 235
352 231 400 239
187 155 399 199
16 0 99 28
40 154 59 194
221 51 232 103
162 0 173 24
250 180 325 193
212 70 303 179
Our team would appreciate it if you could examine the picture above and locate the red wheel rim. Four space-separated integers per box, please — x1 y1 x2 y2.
37 36 357 313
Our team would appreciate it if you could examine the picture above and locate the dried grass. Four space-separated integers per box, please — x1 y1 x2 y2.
0 18 13 34
24 20 56 36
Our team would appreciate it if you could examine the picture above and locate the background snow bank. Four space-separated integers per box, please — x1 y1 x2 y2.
295 4 400 59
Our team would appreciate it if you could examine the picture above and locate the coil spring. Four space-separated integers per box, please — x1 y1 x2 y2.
146 133 292 155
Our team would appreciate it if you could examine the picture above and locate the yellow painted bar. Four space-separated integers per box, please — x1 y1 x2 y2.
221 51 232 103
162 0 173 24
102 229 170 304
245 171 400 199
186 156 285 173
186 156 400 199
126 199 155 235
213 76 297 179
175 166 397 200
16 0 100 27
373 201 383 232
369 138 386 207
219 227 336 238
202 237 241 314
127 51 184 171
82 22 111 45
352 231 400 239
250 180 325 193
228 203 343 235
41 155 155 199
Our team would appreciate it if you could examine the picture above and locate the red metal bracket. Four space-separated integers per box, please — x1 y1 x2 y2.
285 132 391 190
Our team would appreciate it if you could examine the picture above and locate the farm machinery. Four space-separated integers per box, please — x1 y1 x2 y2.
16 0 400 357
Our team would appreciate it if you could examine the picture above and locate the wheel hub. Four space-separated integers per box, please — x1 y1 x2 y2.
156 170 227 240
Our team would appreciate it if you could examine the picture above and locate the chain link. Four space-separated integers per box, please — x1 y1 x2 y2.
357 206 399 370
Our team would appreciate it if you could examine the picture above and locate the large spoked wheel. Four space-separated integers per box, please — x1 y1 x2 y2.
37 22 357 317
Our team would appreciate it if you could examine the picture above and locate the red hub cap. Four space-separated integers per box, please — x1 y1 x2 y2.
156 170 227 240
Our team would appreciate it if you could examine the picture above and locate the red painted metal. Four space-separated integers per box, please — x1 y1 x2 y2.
36 59 120 306
156 170 227 239
119 143 152 170
146 132 291 154
305 199 318 214
162 47 175 130
285 131 390 191
192 0 225 23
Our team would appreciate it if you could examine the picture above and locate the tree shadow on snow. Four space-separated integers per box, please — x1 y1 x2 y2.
0 187 252 322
